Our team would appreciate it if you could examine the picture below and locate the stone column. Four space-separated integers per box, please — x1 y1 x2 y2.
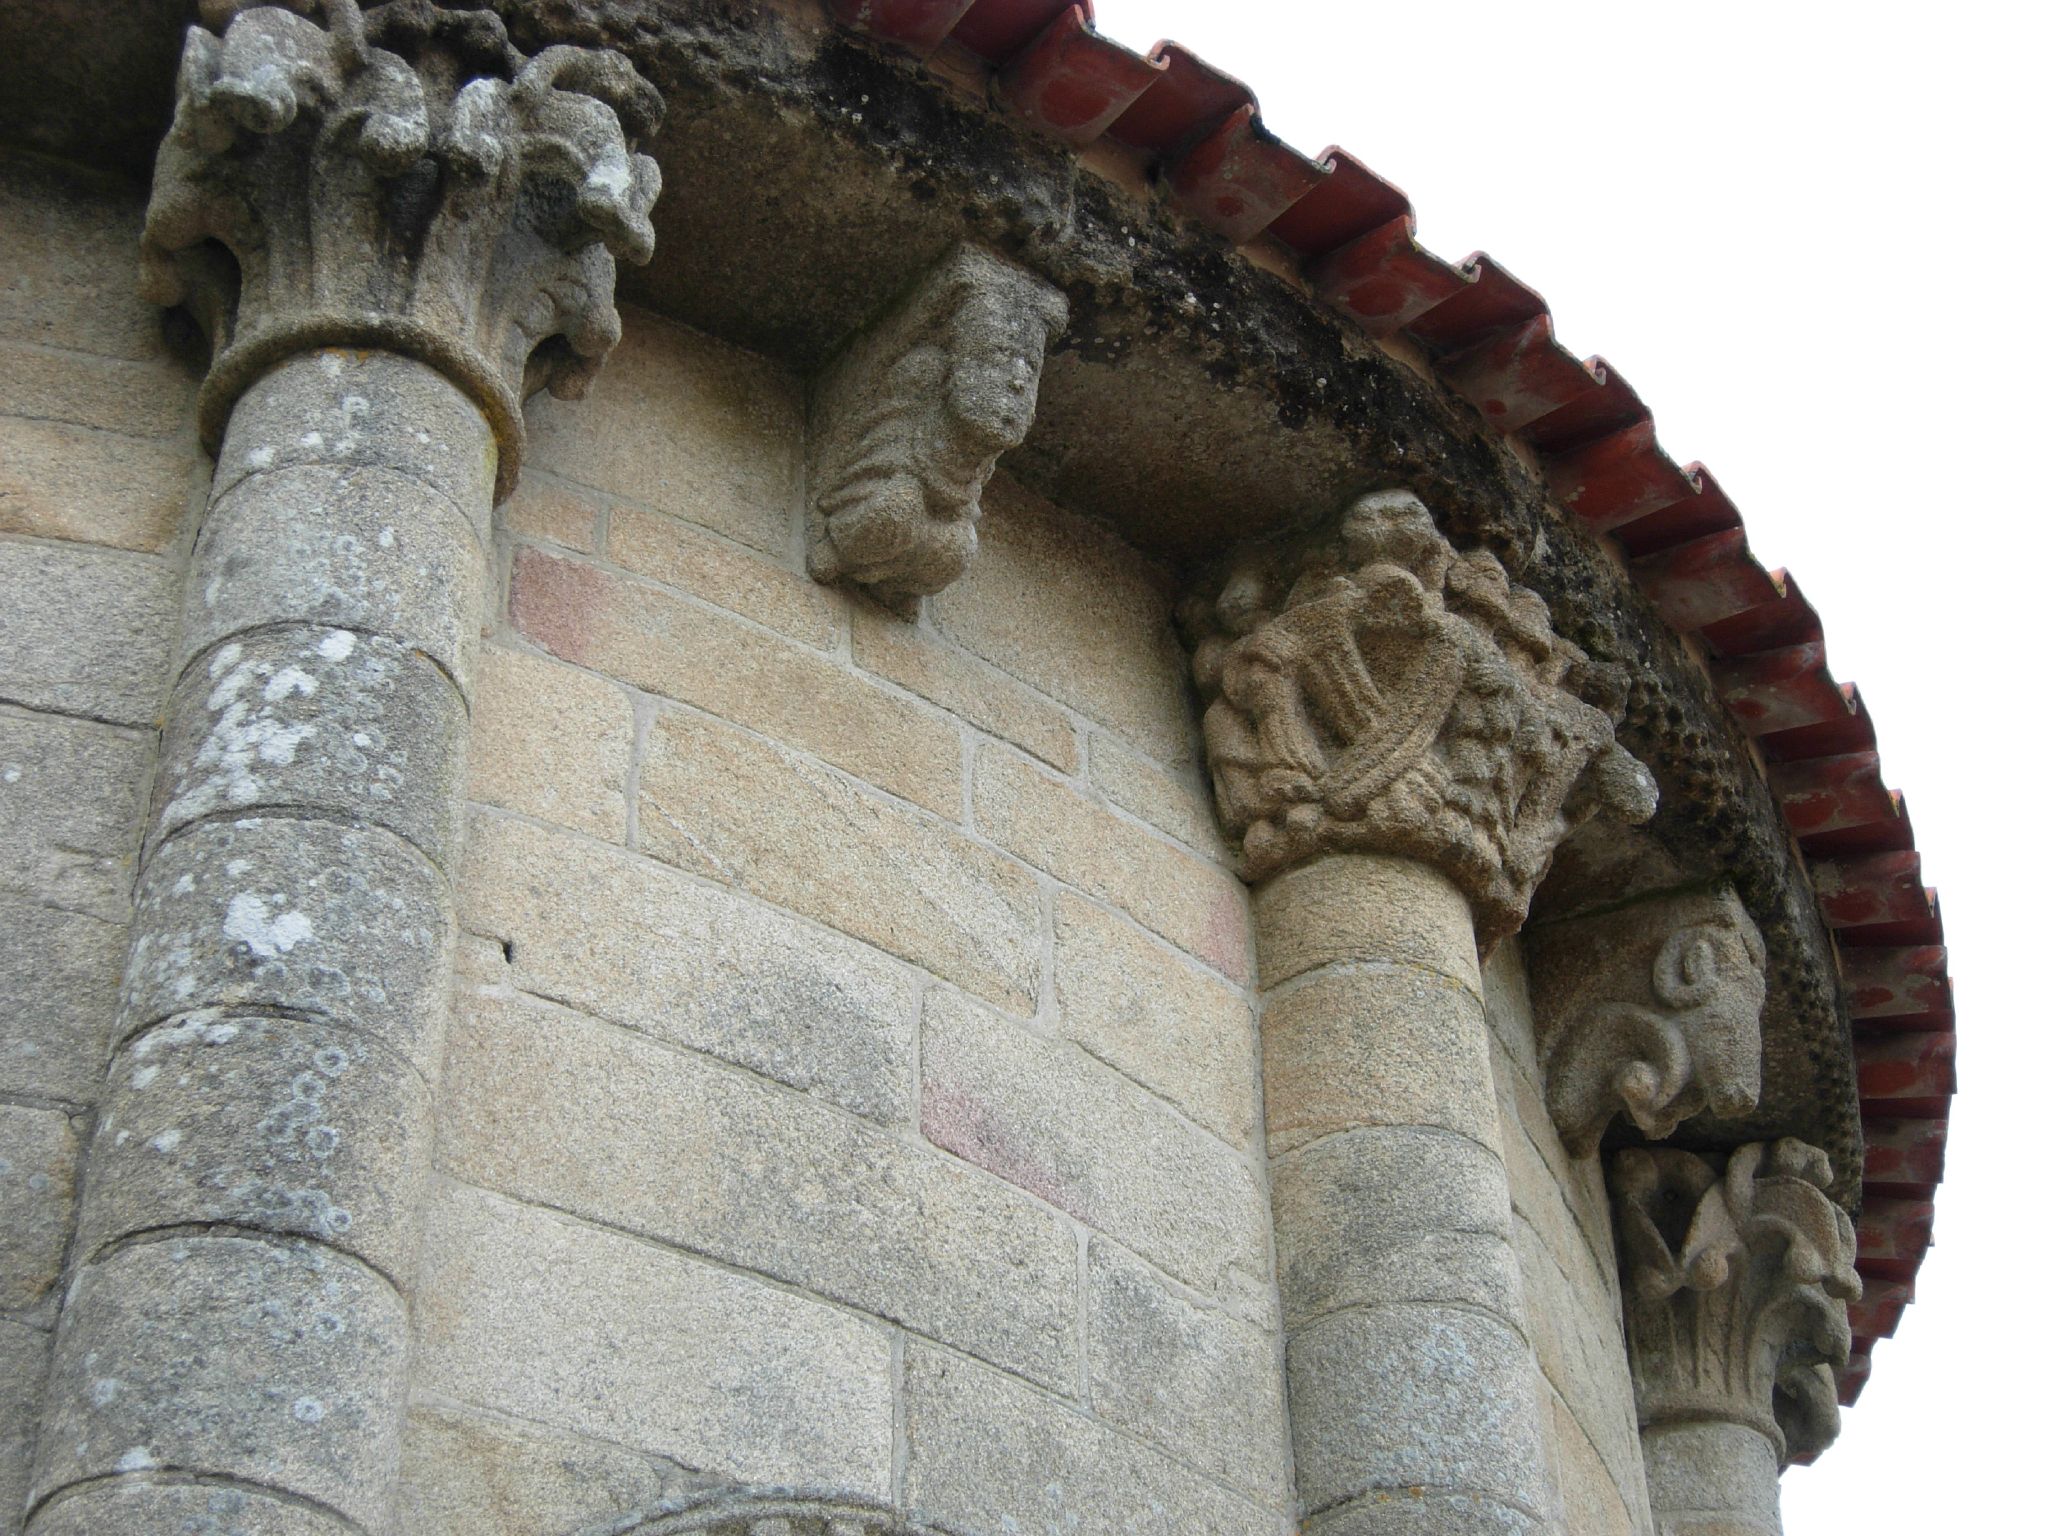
26 5 660 1533
1182 491 1658 1534
1612 1140 1859 1536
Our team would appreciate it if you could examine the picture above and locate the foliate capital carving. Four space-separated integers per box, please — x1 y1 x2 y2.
1614 1138 1860 1465
1181 490 1657 942
144 0 664 498
807 244 1069 616
1529 884 1768 1156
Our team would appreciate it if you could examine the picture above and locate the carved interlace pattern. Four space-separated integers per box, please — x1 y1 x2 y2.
588 1491 945 1536
1182 490 1657 940
1529 884 1769 1156
808 244 1068 615
1613 1138 1860 1464
144 0 663 494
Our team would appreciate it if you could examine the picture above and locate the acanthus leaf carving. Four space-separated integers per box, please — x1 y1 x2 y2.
143 0 665 497
1528 883 1769 1156
1613 1137 1860 1466
807 243 1068 616
1181 489 1657 942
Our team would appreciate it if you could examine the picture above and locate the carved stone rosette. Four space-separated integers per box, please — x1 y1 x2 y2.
807 243 1068 615
1528 884 1769 1156
1182 489 1657 940
143 0 663 496
1613 1138 1860 1465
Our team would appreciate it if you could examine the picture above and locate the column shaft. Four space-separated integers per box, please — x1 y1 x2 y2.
1640 1421 1784 1536
28 351 492 1535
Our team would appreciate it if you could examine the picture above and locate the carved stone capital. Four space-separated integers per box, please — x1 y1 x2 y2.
807 243 1068 615
143 0 664 498
1614 1138 1860 1465
1182 490 1657 942
1528 884 1768 1156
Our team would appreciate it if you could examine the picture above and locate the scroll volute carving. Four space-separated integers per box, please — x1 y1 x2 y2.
1527 884 1768 1156
807 243 1069 616
1613 1139 1860 1464
1180 490 1657 943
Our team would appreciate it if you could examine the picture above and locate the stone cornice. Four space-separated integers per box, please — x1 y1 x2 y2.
141 0 663 499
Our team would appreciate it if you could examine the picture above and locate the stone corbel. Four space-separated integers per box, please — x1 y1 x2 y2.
1527 884 1768 1156
806 243 1068 616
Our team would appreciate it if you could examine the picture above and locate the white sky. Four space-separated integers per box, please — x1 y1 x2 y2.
1097 1 2045 1527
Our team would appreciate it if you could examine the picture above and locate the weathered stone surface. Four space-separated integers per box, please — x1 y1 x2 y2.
1262 966 1500 1155
807 244 1067 613
467 646 632 842
920 990 1266 1313
30 1481 347 1536
1640 1419 1784 1536
460 812 914 1123
1052 893 1257 1147
0 539 178 726
638 709 1040 1012
0 155 162 361
1085 1240 1288 1503
610 503 841 649
439 988 1077 1390
81 1016 430 1282
526 308 796 554
188 463 489 693
1548 1375 1638 1536
1088 730 1228 861
513 549 960 816
32 1236 407 1528
901 1343 1285 1536
974 746 1248 981
602 1490 945 1535
500 474 599 554
122 817 453 1077
1252 852 1481 993
1527 883 1768 1155
0 1106 79 1311
0 1318 51 1535
151 628 468 864
0 415 193 553
0 337 188 440
396 1398 666 1536
413 1183 893 1498
1184 490 1654 939
0 708 151 922
932 474 1195 767
0 890 124 1106
1289 1303 1552 1522
850 599 1078 772
1302 1491 1545 1535
1272 1129 1516 1330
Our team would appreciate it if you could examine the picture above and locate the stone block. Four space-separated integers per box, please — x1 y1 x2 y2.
1288 1303 1551 1521
29 1481 348 1535
920 990 1267 1313
0 889 124 1105
412 1183 893 1498
1272 1128 1518 1330
1263 966 1501 1155
467 647 631 842
929 474 1195 768
1481 934 1542 1085
1551 1391 1638 1536
1302 1491 1545 1535
0 414 192 553
152 628 468 865
0 338 189 438
0 539 177 727
1253 854 1482 995
849 600 1078 772
973 747 1249 983
460 812 913 1123
1087 730 1227 860
0 1105 79 1311
901 1342 1284 1536
524 307 799 557
0 156 162 360
439 990 1077 1390
396 1398 665 1536
637 710 1040 1013
1495 1040 1619 1296
1085 1241 1288 1503
32 1236 408 1530
610 504 840 650
1051 893 1256 1147
513 550 958 816
0 708 150 921
500 473 599 553
188 464 489 693
81 1016 431 1283
0 1318 51 1535
122 818 453 1077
